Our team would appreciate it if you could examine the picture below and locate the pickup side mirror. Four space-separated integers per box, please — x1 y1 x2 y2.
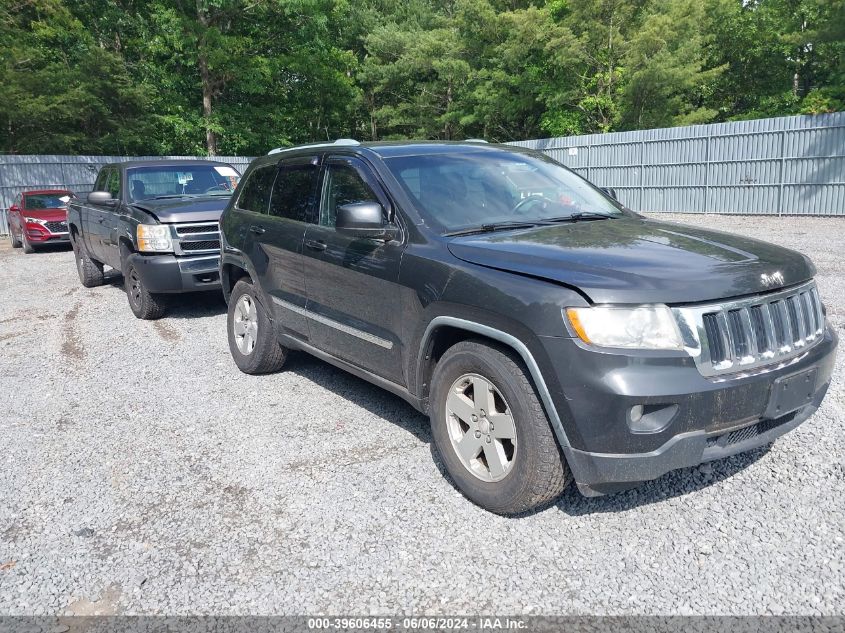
600 187 618 201
336 202 396 240
88 191 117 206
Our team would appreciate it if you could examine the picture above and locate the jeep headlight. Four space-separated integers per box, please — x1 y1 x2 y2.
137 224 173 253
566 305 683 350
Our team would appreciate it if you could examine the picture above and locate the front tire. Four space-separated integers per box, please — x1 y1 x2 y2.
227 278 287 374
22 232 35 254
430 340 570 515
72 235 105 287
124 259 167 320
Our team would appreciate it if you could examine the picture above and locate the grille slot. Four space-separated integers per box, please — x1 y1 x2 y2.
181 239 220 251
177 223 218 235
677 281 825 377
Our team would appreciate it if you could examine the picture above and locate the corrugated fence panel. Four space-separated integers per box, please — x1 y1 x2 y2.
511 112 845 216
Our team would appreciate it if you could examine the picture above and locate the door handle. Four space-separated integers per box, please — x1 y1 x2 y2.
304 239 327 252
249 225 266 235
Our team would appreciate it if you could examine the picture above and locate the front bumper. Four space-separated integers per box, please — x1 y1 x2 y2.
541 325 838 495
25 226 69 243
126 253 221 294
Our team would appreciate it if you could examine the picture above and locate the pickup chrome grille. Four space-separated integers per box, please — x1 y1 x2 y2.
172 222 221 256
673 281 825 378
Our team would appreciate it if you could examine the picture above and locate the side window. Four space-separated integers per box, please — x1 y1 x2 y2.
106 170 121 199
94 169 109 193
236 164 277 214
321 163 383 227
269 165 319 222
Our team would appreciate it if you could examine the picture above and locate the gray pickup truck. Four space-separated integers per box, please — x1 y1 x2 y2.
67 160 240 319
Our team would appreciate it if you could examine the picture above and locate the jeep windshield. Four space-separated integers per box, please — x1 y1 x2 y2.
128 165 241 202
383 150 624 234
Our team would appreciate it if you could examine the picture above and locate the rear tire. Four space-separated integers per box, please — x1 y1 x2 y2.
227 278 287 374
124 259 167 320
72 235 105 287
430 340 570 515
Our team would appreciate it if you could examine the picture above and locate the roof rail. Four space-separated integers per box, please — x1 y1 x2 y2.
464 138 488 143
268 139 361 155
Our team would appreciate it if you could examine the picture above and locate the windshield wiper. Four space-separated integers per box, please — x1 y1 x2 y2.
544 212 614 223
444 221 541 237
150 194 191 200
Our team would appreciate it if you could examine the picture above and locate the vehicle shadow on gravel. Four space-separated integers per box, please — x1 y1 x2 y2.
102 274 226 319
282 352 433 445
553 445 772 516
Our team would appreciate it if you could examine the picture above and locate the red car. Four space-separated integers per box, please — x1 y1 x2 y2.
7 189 75 253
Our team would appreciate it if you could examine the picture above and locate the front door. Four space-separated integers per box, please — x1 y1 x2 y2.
302 156 406 383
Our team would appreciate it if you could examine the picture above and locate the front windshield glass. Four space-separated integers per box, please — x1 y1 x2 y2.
383 150 623 233
24 193 73 210
128 165 241 202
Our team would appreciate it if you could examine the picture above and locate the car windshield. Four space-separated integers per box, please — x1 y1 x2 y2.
128 165 241 202
383 150 624 233
24 193 73 210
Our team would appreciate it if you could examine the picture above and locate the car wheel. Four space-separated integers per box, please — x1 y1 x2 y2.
9 228 22 249
124 260 167 320
227 278 287 374
72 235 105 287
21 232 35 254
430 340 571 515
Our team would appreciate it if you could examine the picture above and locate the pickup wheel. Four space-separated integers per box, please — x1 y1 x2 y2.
72 235 105 287
124 260 167 320
430 340 570 515
227 279 287 374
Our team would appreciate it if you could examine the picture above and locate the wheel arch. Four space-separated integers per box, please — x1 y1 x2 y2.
221 260 253 304
417 316 572 450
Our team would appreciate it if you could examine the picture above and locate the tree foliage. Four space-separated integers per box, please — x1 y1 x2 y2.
0 0 843 154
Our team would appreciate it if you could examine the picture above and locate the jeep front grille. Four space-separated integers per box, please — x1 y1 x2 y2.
674 281 825 378
172 222 220 256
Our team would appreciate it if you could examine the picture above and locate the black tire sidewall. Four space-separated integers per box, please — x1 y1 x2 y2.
124 261 145 317
227 279 279 373
430 344 559 513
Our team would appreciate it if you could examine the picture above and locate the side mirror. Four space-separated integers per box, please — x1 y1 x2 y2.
9 204 19 213
336 202 396 240
600 187 618 201
88 191 117 206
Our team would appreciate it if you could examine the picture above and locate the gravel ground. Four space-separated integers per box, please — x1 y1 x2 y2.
0 214 843 616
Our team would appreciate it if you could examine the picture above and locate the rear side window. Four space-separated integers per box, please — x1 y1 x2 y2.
269 166 319 222
236 164 277 214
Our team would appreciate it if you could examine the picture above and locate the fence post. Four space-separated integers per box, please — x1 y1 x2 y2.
777 129 786 217
703 131 711 213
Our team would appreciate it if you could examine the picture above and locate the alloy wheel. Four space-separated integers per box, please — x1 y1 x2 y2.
232 294 258 355
445 373 518 482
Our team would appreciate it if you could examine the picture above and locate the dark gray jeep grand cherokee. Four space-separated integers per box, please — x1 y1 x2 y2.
219 140 837 514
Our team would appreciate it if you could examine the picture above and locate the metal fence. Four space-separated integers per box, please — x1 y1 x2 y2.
1 112 843 236
0 155 253 236
510 111 845 216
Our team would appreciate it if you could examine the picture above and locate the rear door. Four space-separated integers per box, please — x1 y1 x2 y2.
235 157 319 341
301 155 406 382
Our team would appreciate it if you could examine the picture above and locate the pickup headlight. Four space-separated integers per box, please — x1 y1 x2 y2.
565 305 683 350
137 224 173 253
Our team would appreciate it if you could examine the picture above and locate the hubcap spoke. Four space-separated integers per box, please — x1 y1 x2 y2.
446 391 476 424
456 431 482 462
482 441 508 479
233 320 247 336
488 413 516 440
471 376 495 414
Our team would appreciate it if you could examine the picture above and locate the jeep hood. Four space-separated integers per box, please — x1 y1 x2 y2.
132 196 230 224
447 218 815 304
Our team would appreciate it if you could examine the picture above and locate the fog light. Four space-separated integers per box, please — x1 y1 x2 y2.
627 404 679 434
